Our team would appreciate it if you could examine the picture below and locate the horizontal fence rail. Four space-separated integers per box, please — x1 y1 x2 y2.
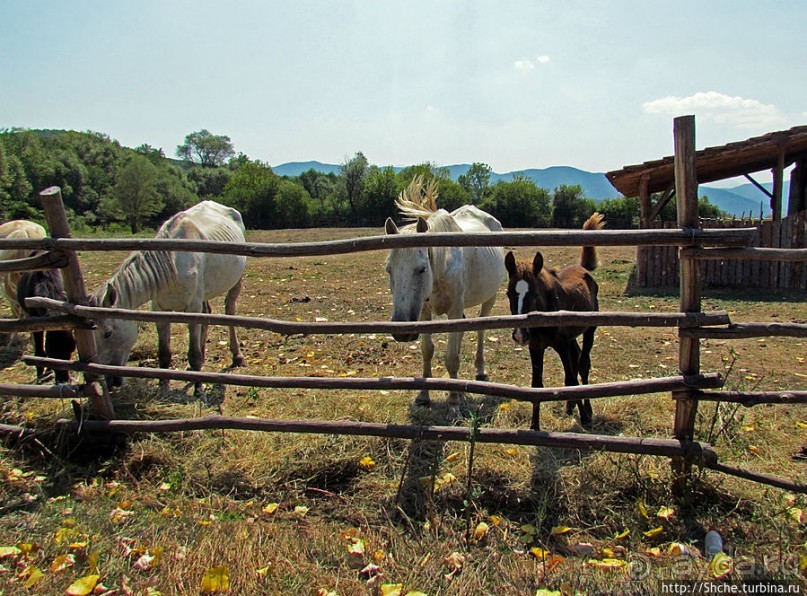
0 314 91 334
681 322 807 339
27 297 732 336
694 389 807 407
0 250 68 273
24 356 724 405
683 247 807 262
0 227 758 256
54 415 720 465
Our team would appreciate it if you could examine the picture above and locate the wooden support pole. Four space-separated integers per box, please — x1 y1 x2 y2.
0 314 89 334
672 115 702 497
38 187 115 420
772 144 786 222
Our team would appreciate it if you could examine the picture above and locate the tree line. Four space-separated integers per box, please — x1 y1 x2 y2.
0 128 725 233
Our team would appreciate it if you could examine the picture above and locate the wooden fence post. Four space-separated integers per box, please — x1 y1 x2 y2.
672 116 701 497
39 186 115 419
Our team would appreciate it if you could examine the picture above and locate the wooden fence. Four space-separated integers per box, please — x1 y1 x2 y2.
1 118 806 497
636 210 807 289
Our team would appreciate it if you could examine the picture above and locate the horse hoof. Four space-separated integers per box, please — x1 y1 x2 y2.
475 374 489 382
231 355 246 367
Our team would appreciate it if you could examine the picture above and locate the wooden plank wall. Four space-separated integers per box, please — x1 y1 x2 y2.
636 211 807 289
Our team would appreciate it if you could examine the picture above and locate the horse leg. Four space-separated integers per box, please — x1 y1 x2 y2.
156 310 172 390
528 344 546 430
200 301 211 361
32 330 46 381
416 306 434 405
558 341 584 424
188 320 205 396
446 328 464 405
577 327 596 426
225 276 245 367
474 296 496 381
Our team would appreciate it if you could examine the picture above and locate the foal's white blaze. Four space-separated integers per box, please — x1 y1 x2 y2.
513 279 530 344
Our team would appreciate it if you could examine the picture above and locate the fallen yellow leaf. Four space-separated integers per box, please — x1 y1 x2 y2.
359 456 376 469
0 545 22 558
200 565 230 593
551 525 571 536
787 507 803 524
643 527 664 538
262 503 279 515
530 547 552 560
471 522 489 543
444 452 460 463
380 584 403 596
645 547 662 558
637 499 649 519
587 558 627 570
797 420 807 429
65 574 99 596
657 506 675 519
22 566 44 588
293 505 309 518
710 552 733 579
614 529 630 540
50 553 76 573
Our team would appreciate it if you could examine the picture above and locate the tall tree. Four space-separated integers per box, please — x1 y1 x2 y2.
176 130 235 168
340 151 369 218
109 155 164 233
458 162 492 204
552 184 596 228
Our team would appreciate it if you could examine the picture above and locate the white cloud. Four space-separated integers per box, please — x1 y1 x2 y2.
536 55 550 64
642 91 785 129
514 59 535 72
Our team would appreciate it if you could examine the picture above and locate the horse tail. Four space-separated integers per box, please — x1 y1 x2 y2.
580 212 605 271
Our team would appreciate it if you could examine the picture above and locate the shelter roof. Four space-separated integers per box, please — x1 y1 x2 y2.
605 125 807 197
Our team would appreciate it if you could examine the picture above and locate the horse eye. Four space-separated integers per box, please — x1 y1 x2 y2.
417 266 427 275
103 330 113 339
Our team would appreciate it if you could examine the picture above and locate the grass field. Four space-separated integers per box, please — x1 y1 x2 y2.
0 227 805 594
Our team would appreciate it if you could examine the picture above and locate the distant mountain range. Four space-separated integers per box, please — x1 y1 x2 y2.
272 161 783 217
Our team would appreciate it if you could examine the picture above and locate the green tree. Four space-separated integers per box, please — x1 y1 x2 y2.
481 176 551 227
109 155 164 233
359 166 399 221
552 184 596 228
458 162 492 204
275 179 314 228
220 159 279 229
340 152 369 219
176 130 235 168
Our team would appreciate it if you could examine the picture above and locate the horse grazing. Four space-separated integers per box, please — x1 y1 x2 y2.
1 220 47 320
89 201 246 393
504 212 605 430
17 268 76 383
384 176 505 406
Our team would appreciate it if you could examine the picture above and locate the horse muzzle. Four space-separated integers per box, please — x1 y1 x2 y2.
392 332 419 343
512 328 530 345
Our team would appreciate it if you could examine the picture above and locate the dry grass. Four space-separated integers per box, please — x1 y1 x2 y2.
0 227 804 594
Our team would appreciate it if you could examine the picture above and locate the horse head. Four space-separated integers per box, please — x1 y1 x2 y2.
505 250 558 344
89 281 138 387
384 216 433 342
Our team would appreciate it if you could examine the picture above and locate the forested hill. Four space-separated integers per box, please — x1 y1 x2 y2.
1 128 729 232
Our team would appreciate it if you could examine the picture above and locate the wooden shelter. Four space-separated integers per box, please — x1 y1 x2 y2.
606 124 807 223
606 124 807 289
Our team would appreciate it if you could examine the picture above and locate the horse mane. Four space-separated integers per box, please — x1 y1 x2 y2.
396 175 440 221
99 250 178 308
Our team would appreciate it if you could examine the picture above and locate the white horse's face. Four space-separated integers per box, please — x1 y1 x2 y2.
90 283 138 387
384 218 433 342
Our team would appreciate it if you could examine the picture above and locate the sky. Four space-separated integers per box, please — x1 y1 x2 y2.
2 1 806 182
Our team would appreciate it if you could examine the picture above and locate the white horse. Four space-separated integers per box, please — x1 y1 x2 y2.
0 220 47 319
90 201 246 393
384 177 505 406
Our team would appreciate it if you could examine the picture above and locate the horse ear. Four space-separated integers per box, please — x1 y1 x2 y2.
385 218 398 235
101 283 118 308
504 251 517 276
532 252 544 274
416 217 428 233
